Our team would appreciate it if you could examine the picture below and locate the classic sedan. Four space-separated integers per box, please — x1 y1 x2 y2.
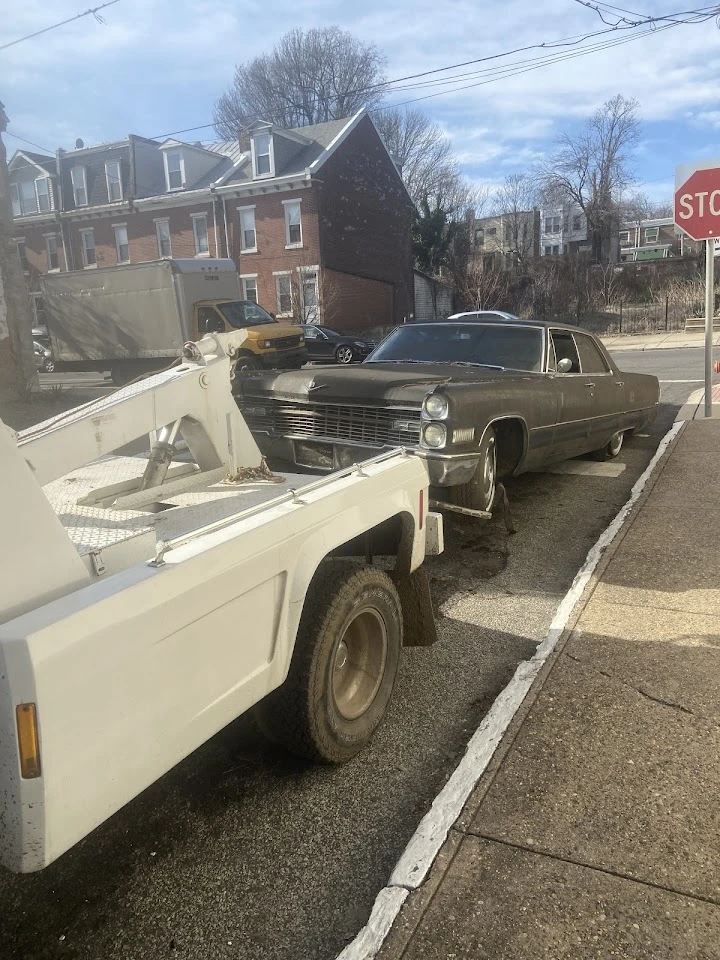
301 324 376 364
235 319 659 513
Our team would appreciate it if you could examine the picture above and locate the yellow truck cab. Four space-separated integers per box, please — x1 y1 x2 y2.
195 299 306 370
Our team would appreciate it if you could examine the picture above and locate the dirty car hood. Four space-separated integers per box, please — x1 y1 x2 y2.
238 362 520 406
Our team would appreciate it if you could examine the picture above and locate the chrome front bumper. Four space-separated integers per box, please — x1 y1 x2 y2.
253 433 479 486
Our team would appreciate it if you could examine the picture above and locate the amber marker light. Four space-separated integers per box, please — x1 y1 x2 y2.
16 704 41 779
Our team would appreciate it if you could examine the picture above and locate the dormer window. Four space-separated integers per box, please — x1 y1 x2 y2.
252 133 274 178
165 150 185 191
105 160 122 202
71 167 88 207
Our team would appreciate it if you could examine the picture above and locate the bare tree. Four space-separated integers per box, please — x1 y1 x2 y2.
488 173 539 269
459 261 510 312
621 190 673 223
373 108 456 205
540 94 641 264
214 28 387 136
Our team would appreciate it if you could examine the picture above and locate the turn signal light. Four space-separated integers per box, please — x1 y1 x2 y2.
16 703 41 779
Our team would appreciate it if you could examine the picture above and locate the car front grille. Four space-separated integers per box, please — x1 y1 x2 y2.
239 399 422 446
272 336 304 350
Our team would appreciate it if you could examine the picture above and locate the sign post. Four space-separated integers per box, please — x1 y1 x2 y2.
675 159 720 417
707 239 715 417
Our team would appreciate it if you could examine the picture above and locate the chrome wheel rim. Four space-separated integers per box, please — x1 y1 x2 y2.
332 607 387 720
483 438 497 509
609 432 623 456
337 347 353 363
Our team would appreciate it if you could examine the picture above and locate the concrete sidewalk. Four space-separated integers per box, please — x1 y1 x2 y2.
601 329 720 352
378 420 720 960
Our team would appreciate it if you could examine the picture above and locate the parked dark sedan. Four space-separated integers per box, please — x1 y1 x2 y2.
236 319 659 513
301 324 376 364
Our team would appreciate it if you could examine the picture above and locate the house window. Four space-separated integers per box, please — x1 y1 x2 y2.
474 228 484 246
275 273 293 315
105 161 122 202
80 228 96 267
114 224 129 263
283 200 302 247
11 181 39 216
644 227 659 243
238 206 256 252
71 167 88 207
620 231 631 247
486 226 497 238
241 275 258 303
45 234 59 271
155 219 171 258
552 245 560 255
252 133 273 178
35 178 51 212
573 216 582 232
15 240 28 272
544 245 552 256
165 151 184 190
544 216 560 234
300 269 318 322
192 214 209 256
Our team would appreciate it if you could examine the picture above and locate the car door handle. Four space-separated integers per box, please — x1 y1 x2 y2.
585 382 595 388
615 380 624 387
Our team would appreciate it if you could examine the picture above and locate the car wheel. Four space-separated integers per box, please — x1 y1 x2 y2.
335 345 354 364
254 561 402 763
234 353 261 372
43 358 55 373
449 427 496 513
591 430 624 461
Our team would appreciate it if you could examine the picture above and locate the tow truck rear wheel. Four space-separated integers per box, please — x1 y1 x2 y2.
254 561 402 763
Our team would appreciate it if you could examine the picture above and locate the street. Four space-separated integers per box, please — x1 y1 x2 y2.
0 349 705 960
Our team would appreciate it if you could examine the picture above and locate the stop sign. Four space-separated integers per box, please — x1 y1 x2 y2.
675 160 720 241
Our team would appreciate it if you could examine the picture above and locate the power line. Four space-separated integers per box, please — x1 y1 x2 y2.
0 0 122 53
4 131 54 153
146 3 719 141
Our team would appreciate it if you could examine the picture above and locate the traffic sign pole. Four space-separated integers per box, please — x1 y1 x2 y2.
706 239 714 418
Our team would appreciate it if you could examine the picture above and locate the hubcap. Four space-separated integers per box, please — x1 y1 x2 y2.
338 347 353 363
332 607 387 720
609 432 623 456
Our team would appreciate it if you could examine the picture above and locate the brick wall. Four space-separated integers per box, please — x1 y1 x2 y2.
317 115 414 328
225 187 320 314
65 201 220 269
323 268 393 335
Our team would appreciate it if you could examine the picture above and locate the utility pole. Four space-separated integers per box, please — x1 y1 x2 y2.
0 100 38 401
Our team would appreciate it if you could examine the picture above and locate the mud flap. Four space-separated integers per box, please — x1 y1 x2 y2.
391 565 438 647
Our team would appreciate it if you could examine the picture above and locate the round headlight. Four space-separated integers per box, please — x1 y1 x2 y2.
422 422 447 449
263 340 273 348
423 393 449 420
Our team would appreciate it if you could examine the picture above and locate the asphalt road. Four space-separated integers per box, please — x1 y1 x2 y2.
0 350 703 960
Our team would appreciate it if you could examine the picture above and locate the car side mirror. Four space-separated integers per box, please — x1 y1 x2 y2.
557 357 573 373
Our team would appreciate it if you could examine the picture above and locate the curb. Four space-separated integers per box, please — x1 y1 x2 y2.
335 419 686 960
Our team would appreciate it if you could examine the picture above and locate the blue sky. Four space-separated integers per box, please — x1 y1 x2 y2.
3 0 720 207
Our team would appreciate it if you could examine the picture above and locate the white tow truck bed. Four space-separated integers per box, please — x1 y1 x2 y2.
0 332 442 873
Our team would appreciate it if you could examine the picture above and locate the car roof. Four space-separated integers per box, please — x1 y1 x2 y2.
411 317 594 336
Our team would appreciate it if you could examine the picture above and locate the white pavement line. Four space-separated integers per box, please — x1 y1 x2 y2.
335 888 409 960
335 419 684 960
659 379 704 383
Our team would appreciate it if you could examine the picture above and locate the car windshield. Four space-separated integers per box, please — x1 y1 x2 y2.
367 323 544 372
218 301 277 328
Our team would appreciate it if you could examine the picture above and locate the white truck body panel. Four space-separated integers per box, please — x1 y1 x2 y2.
0 332 441 873
40 259 240 363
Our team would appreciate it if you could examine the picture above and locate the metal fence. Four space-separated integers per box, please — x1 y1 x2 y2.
549 296 706 337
